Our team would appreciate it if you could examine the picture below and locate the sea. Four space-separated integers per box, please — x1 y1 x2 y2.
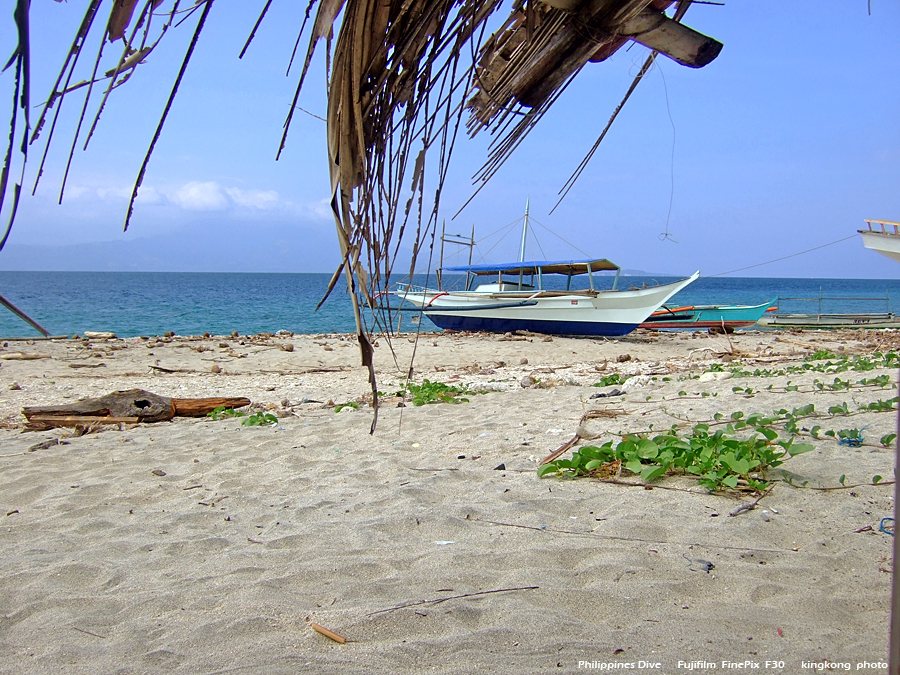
0 271 898 338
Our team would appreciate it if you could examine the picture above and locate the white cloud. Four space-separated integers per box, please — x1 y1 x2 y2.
167 181 284 211
224 187 279 209
170 181 229 210
64 185 89 200
308 198 332 220
95 186 132 201
135 186 163 204
48 177 328 219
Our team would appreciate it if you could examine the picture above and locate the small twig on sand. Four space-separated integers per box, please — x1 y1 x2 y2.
541 434 579 465
148 364 194 373
72 626 106 639
687 347 716 362
729 484 775 517
774 336 816 350
476 518 792 552
368 586 539 616
788 480 896 492
311 623 346 643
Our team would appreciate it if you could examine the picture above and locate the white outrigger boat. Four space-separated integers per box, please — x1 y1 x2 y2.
859 219 900 264
392 260 699 336
389 202 699 336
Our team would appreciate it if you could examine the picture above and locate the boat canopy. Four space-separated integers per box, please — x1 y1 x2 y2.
440 258 620 276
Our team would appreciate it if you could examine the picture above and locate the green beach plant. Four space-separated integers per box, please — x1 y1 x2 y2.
538 422 815 493
207 406 246 420
727 351 900 379
592 373 630 387
540 392 900 492
242 411 278 426
398 378 479 406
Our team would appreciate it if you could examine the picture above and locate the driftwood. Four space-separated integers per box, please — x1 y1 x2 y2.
0 352 51 360
171 397 252 417
26 415 141 428
22 389 251 430
23 389 174 422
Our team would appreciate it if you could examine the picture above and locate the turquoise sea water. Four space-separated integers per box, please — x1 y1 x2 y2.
0 271 898 338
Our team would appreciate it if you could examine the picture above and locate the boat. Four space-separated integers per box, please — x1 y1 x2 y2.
757 312 900 330
859 219 900 264
388 201 698 336
391 260 700 336
639 299 777 332
756 286 900 330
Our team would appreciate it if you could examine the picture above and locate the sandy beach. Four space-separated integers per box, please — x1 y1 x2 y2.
0 328 897 674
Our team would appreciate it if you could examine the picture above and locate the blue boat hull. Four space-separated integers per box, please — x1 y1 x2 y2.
640 300 776 330
426 313 640 336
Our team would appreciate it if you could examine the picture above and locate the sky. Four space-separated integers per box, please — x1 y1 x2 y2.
0 1 898 277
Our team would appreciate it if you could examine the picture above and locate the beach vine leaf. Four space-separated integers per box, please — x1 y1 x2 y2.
207 406 246 420
398 379 480 406
242 412 278 426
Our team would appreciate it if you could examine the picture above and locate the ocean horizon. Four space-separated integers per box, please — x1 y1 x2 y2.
0 271 898 338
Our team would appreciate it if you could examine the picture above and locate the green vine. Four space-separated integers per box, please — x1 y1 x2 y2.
541 399 898 493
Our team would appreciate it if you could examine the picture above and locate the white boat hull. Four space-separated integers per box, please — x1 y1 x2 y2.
393 272 700 336
860 230 900 264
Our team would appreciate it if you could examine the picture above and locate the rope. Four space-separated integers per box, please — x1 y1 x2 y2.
658 61 677 243
528 216 592 258
707 234 859 278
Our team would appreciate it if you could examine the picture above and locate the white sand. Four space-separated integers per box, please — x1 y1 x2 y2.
0 329 896 673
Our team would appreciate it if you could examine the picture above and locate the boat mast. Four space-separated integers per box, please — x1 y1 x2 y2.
517 199 531 289
518 198 530 263
438 220 445 290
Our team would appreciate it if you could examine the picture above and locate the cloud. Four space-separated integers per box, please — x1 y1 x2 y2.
135 186 163 204
224 187 279 209
170 181 230 210
44 176 330 220
95 186 132 201
167 181 285 212
308 198 332 220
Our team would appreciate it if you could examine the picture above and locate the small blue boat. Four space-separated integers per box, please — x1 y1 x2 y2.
640 299 777 331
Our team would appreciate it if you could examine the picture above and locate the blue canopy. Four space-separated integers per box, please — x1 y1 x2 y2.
439 258 620 276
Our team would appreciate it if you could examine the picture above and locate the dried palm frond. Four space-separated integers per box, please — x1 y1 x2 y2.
0 0 31 252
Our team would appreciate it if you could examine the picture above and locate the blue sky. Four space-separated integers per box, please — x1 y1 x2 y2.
1 1 898 277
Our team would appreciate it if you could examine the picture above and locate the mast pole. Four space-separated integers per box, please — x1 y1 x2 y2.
518 198 530 263
438 219 446 290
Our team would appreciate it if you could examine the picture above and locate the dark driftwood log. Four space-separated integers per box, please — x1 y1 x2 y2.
27 415 142 427
23 389 175 422
22 389 252 427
